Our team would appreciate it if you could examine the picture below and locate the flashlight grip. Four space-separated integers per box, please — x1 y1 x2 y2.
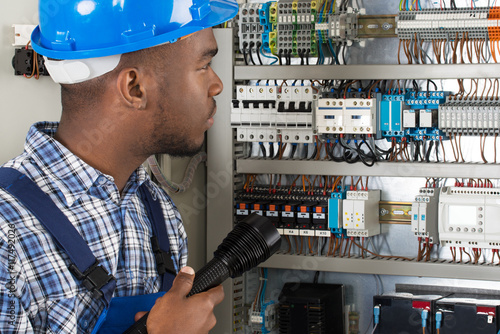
123 258 230 334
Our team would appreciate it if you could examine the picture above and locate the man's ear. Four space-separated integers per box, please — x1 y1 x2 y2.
117 68 147 110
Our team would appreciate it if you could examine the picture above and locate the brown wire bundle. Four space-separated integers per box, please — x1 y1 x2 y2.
350 239 413 261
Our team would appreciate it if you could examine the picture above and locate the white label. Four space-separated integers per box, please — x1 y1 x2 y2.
316 230 331 237
284 229 299 236
299 229 315 236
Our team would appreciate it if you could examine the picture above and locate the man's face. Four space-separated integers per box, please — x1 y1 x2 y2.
148 28 222 157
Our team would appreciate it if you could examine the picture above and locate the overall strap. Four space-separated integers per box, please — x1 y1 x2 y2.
0 167 116 305
138 184 176 291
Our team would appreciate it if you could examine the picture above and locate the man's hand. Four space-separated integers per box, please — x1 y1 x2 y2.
135 266 224 334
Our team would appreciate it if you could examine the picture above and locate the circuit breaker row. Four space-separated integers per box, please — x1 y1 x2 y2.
232 85 500 144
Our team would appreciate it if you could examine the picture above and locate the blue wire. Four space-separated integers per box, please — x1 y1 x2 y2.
330 0 335 13
259 268 268 308
318 31 324 64
328 39 338 64
260 45 278 65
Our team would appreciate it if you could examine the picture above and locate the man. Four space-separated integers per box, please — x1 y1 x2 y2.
0 0 238 333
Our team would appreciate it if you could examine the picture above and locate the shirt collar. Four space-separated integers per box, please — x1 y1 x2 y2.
25 122 153 206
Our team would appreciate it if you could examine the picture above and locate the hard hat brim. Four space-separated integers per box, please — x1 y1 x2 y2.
32 0 238 60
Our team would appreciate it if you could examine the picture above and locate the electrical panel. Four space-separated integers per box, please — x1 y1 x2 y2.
207 0 500 333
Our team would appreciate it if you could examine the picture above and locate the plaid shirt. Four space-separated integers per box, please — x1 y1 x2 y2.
0 122 188 333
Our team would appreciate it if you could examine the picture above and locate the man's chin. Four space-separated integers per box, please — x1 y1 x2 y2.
165 143 204 158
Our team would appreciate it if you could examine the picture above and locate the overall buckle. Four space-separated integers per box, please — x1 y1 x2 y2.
151 236 176 276
69 261 114 299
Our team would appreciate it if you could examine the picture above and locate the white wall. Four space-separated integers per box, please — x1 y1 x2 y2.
0 0 61 164
0 1 206 270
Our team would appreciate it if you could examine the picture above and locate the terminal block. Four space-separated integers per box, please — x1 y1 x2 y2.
411 187 439 243
327 8 360 46
316 97 378 135
405 91 447 110
270 0 318 57
438 97 500 135
249 301 277 333
397 8 491 41
258 2 274 53
343 190 381 237
439 187 500 249
238 3 265 53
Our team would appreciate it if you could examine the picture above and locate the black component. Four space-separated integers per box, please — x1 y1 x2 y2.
235 200 253 221
12 48 49 76
436 301 500 334
232 99 240 108
265 201 285 227
241 100 276 109
278 282 345 334
68 261 114 300
277 101 313 113
278 101 286 112
297 201 315 229
150 236 176 276
312 202 328 230
251 201 269 216
125 213 281 334
373 295 439 334
281 201 301 228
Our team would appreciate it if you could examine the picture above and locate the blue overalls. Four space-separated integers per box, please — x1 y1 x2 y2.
0 167 177 333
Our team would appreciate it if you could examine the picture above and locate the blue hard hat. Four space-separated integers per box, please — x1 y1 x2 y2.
31 0 238 60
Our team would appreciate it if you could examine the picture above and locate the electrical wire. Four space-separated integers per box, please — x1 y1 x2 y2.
350 239 413 261
248 42 256 65
242 43 249 65
256 42 263 65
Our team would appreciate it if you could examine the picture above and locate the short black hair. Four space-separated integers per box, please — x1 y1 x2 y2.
60 41 181 115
